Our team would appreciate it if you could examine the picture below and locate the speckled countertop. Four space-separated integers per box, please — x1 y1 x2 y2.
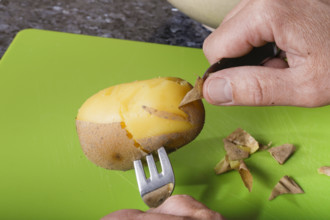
0 0 211 58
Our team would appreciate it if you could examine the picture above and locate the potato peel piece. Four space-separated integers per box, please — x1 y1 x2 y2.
318 166 330 176
214 156 232 175
259 141 272 151
223 139 250 161
142 105 187 121
269 176 304 200
238 161 253 192
179 77 204 107
214 155 240 175
226 128 259 153
214 128 257 192
142 183 174 208
268 144 296 165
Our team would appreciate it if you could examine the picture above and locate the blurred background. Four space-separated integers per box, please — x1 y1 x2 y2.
0 0 212 58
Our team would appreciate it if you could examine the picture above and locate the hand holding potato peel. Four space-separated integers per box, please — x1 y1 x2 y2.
180 43 280 107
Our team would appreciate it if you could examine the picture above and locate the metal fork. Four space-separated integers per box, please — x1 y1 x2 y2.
134 147 175 208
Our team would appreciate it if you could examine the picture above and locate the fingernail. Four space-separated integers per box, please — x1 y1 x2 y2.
207 78 233 104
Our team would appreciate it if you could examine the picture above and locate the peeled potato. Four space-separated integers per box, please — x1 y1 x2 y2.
76 77 205 170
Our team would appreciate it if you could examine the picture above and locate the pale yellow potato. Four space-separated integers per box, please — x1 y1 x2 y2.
76 77 205 170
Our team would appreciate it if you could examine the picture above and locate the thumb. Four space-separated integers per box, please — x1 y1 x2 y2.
203 66 313 107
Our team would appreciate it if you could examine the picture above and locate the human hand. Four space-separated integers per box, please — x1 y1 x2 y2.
203 0 330 107
101 195 225 220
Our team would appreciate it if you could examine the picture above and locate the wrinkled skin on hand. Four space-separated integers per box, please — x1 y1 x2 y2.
102 195 225 220
203 0 330 107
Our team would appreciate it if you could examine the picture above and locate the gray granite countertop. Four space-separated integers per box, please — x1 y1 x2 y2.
0 0 211 58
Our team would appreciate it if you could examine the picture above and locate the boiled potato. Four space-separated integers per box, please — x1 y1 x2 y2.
76 77 205 170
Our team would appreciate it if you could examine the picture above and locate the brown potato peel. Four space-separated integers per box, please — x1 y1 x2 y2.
214 128 304 200
214 156 231 175
223 139 250 161
238 161 253 192
268 144 296 165
259 141 272 151
269 176 304 200
214 155 238 175
142 105 187 121
76 120 147 170
318 166 330 176
214 128 258 192
214 157 252 191
226 128 259 154
179 77 204 107
142 183 174 208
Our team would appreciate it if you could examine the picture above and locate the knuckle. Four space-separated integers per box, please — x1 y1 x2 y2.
252 0 271 13
202 36 212 59
166 194 193 204
250 76 265 105
256 0 274 19
170 194 191 200
253 0 287 25
194 209 221 220
254 0 280 10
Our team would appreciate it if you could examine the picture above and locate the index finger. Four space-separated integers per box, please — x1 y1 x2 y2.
203 0 275 64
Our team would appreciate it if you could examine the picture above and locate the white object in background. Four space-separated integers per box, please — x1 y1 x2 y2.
168 0 240 29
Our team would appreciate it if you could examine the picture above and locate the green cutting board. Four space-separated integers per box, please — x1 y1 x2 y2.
0 29 329 220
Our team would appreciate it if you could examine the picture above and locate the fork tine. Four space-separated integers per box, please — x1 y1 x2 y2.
133 160 147 191
158 147 174 182
146 154 158 180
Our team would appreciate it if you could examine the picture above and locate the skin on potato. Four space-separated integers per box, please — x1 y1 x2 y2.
76 121 148 170
76 77 205 170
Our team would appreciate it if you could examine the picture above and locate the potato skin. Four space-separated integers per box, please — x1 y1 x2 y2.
76 121 147 170
76 78 205 170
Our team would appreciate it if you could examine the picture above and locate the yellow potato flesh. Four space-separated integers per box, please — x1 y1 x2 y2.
77 77 194 141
